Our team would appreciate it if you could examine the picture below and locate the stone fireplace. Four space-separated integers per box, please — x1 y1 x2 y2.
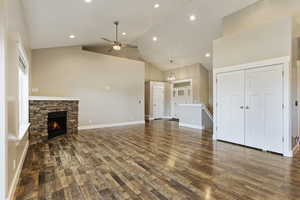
29 96 79 145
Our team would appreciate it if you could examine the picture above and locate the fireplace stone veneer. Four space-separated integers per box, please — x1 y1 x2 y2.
29 96 79 145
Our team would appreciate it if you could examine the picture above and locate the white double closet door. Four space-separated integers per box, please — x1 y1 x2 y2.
217 64 284 154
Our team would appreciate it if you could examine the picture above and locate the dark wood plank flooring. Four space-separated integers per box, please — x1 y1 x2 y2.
14 120 300 200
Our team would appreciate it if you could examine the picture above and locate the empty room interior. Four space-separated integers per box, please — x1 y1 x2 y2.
1 0 300 199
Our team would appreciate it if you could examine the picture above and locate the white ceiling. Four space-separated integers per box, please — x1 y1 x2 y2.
22 0 258 70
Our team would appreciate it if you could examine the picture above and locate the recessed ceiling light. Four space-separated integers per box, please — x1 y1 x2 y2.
153 36 158 42
84 0 92 3
69 35 76 39
205 53 211 58
122 32 127 36
154 3 160 8
189 15 196 21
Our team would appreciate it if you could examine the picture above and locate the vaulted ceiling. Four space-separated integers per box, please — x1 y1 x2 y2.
22 0 258 70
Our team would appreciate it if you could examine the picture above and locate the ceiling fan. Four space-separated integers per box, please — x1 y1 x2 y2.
101 21 138 51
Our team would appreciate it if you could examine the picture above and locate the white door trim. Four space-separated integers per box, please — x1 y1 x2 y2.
170 79 193 118
213 56 292 157
0 0 7 198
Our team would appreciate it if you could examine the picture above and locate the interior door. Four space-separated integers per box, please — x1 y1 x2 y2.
217 71 245 144
245 65 283 153
153 85 165 119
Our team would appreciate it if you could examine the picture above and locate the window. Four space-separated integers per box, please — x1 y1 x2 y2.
18 43 29 138
178 89 185 96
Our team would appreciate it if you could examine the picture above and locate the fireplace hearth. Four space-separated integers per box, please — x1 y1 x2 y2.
48 111 67 139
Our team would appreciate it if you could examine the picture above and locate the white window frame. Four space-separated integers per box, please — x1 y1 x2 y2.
0 0 7 198
17 42 29 139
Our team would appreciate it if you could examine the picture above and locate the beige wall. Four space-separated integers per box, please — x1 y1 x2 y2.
164 63 209 105
145 62 164 82
83 46 165 82
292 18 300 147
5 0 31 197
222 0 300 37
213 17 292 68
31 46 145 127
82 45 143 62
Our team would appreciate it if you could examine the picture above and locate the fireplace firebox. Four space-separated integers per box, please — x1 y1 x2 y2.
48 111 67 139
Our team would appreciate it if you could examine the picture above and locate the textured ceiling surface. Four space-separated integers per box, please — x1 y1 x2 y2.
22 0 258 70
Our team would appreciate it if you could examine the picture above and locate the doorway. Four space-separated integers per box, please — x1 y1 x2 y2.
153 85 165 119
171 79 193 118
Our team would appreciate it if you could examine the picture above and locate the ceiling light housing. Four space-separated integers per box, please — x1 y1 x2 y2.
113 45 121 51
153 36 158 42
84 0 92 3
189 15 196 21
69 35 76 39
122 32 127 36
154 4 160 8
205 53 211 58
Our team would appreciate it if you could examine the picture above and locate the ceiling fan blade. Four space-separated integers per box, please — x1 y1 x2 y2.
123 43 138 48
101 37 114 44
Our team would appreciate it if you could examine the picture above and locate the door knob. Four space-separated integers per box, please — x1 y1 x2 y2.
240 106 244 109
245 106 250 109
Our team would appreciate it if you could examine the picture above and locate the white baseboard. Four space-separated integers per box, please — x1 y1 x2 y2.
145 116 172 121
179 123 204 130
7 141 29 200
79 120 145 130
284 150 294 157
162 116 172 119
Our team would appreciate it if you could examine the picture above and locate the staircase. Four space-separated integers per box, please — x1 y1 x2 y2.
202 105 213 132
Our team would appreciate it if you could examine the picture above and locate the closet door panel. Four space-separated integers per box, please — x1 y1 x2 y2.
245 65 283 153
217 71 245 144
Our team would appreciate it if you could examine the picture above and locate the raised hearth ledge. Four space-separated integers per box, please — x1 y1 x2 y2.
29 96 80 101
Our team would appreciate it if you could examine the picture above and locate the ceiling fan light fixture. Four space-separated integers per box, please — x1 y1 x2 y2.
113 45 121 51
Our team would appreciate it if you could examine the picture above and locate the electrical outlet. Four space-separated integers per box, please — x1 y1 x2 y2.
105 86 111 91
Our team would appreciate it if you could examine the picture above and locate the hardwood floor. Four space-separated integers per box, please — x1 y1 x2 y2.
14 120 300 200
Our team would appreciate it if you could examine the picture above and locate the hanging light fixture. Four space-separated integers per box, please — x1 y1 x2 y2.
167 58 176 81
167 72 176 81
